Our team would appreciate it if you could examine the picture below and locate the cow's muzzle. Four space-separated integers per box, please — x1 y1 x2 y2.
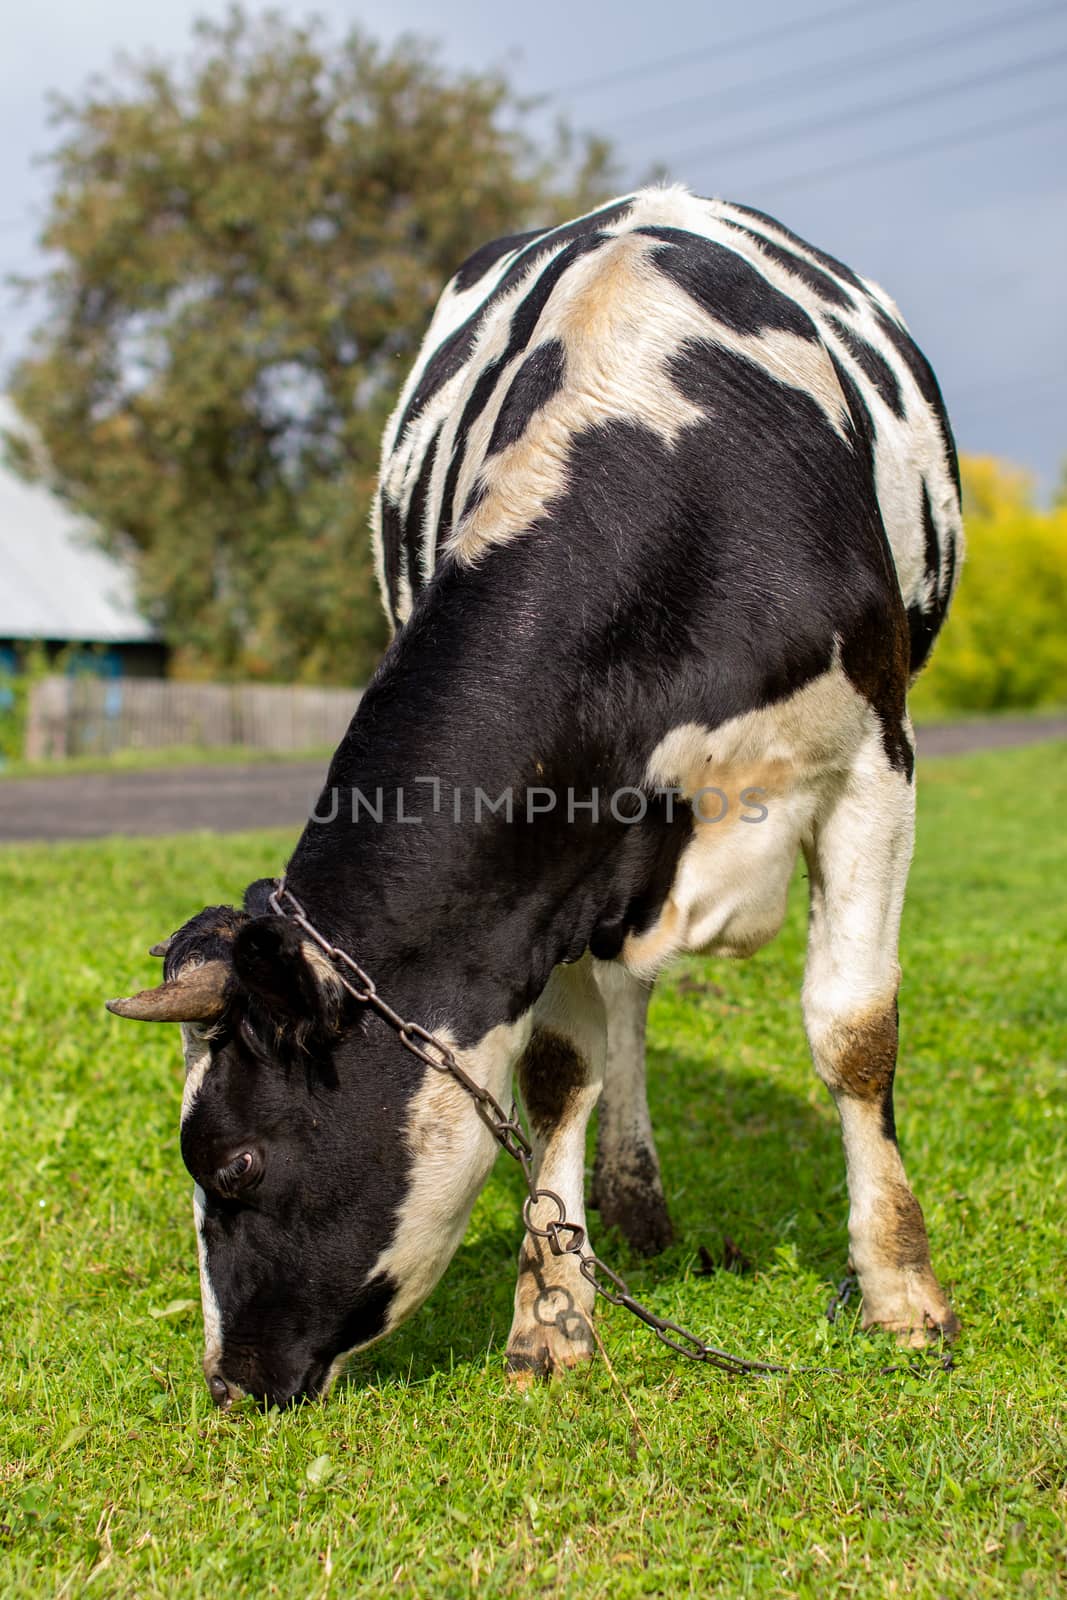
206 1371 243 1409
205 1361 329 1410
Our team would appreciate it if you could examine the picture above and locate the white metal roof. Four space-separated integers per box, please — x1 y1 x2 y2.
0 397 157 642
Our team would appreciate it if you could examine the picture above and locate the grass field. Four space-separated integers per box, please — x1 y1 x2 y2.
1 743 1064 1598
0 744 337 781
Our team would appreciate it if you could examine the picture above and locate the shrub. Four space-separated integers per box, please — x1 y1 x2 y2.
0 643 49 765
0 669 28 764
911 455 1067 716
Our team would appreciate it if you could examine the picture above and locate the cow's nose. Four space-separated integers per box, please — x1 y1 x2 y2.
206 1372 240 1409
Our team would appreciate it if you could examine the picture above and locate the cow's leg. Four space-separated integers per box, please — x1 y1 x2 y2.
590 963 673 1255
506 956 605 1380
803 745 958 1346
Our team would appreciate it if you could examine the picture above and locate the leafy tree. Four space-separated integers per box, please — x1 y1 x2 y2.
5 7 614 683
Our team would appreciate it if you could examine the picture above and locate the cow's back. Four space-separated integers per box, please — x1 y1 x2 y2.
374 185 962 679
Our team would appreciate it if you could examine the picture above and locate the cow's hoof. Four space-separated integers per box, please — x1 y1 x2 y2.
505 1325 596 1386
860 1274 960 1348
875 1309 961 1350
594 1181 674 1257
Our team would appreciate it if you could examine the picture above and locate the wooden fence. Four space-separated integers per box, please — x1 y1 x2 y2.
25 675 359 761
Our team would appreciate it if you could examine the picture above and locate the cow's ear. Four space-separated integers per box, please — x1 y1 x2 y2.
232 916 337 1021
242 877 281 917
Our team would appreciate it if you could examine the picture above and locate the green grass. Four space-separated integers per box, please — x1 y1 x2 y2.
910 700 1067 727
0 743 337 781
1 744 1064 1598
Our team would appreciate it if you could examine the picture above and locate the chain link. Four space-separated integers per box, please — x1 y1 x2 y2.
269 881 953 1381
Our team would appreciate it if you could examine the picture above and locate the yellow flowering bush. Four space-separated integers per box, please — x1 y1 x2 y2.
912 455 1067 716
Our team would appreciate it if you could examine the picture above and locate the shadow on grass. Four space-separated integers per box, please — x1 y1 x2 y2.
346 1042 846 1391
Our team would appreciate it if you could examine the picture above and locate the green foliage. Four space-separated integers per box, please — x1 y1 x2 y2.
912 457 1067 717
0 669 26 764
1 742 1065 1596
5 6 614 685
0 643 48 764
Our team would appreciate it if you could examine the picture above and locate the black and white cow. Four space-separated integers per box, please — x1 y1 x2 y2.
108 185 962 1407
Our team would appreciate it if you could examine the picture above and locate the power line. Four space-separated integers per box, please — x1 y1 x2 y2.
606 0 1064 140
738 100 1067 199
666 43 1067 169
547 0 910 100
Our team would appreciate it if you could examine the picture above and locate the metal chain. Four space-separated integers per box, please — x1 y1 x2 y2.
269 882 952 1380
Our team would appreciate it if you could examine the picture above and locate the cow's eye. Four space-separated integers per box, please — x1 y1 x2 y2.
215 1150 260 1196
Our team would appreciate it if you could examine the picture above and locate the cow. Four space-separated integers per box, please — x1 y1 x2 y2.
107 185 962 1408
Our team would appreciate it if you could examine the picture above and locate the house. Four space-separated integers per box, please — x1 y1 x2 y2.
0 397 166 679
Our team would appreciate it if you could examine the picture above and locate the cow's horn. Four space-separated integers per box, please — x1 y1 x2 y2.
105 960 230 1022
148 939 172 958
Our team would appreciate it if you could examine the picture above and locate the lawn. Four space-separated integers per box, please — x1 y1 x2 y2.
0 743 336 781
1 743 1064 1599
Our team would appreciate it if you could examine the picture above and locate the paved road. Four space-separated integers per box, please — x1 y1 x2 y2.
0 760 326 842
1 715 1065 843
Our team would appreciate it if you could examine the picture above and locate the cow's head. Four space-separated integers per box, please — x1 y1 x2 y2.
106 879 509 1407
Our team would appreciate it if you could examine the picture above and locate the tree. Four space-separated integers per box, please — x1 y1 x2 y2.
5 7 614 683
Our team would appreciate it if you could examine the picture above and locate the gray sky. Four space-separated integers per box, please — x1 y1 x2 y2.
1 0 1064 487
